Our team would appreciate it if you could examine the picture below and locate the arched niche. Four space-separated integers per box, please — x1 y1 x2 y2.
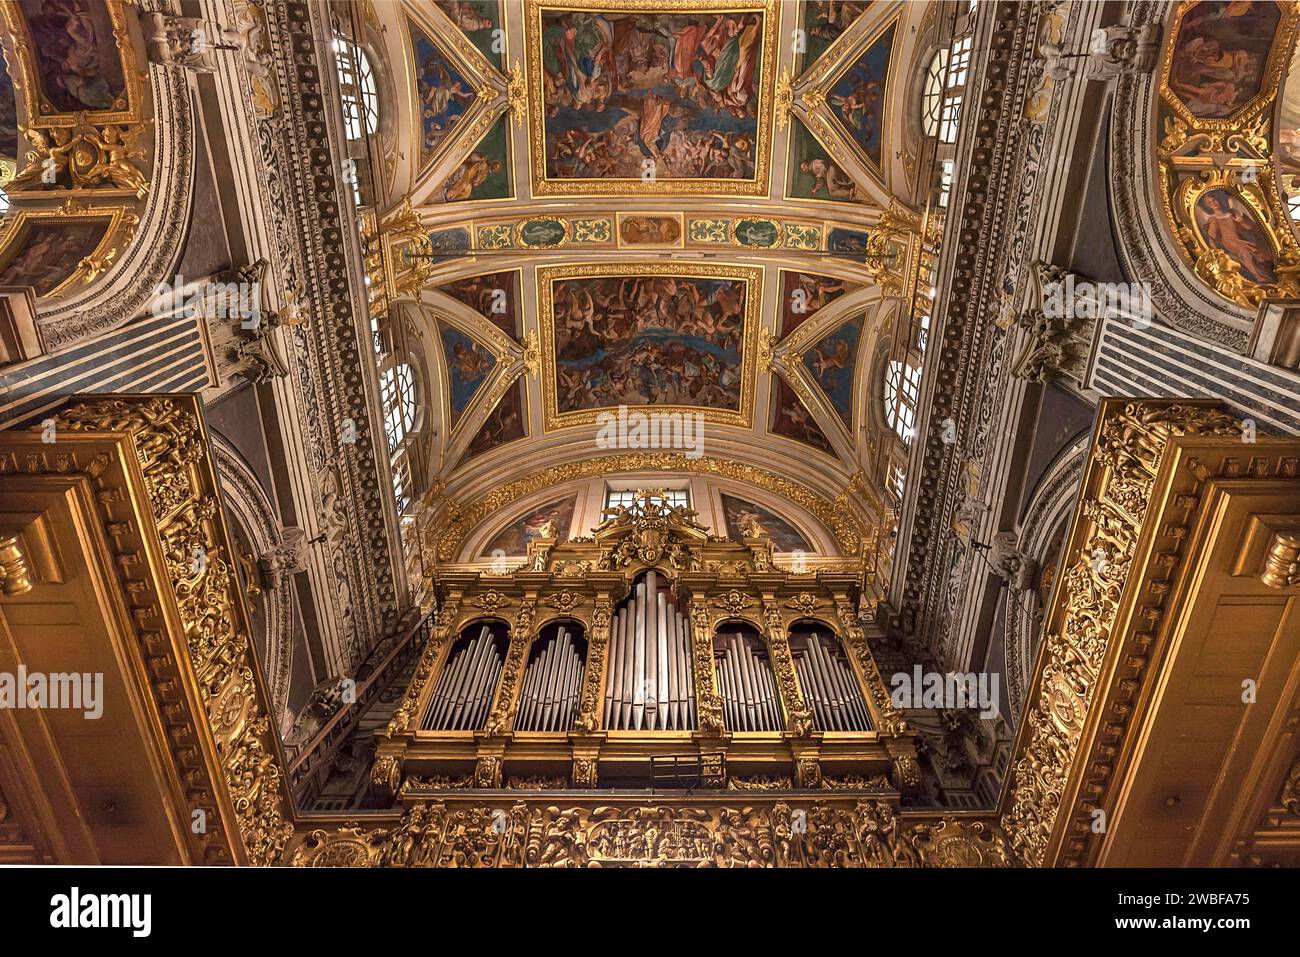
514 619 587 733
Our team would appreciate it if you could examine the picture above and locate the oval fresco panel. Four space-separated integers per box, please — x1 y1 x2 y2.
1193 187 1277 284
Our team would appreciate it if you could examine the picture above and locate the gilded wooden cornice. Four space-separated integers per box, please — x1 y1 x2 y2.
0 395 294 864
997 399 1298 866
240 0 406 663
893 0 1080 661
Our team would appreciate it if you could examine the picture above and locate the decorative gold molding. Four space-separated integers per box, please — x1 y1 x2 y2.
998 399 1274 866
428 452 870 561
0 396 294 864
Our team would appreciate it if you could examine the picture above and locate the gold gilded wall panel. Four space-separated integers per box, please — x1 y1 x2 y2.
0 396 293 865
999 399 1300 867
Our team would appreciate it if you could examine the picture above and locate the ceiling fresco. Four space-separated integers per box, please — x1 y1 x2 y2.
18 0 127 113
358 0 934 534
0 0 152 308
539 262 761 427
801 1 873 69
778 269 858 337
826 19 895 172
438 319 499 427
1166 0 1280 119
719 492 813 552
524 0 780 195
439 270 523 338
410 16 479 169
802 313 864 430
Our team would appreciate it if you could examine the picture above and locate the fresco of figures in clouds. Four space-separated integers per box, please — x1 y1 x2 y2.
463 378 527 462
804 315 863 429
551 273 747 413
827 21 894 171
778 271 857 337
438 322 497 427
1277 28 1300 231
483 495 577 556
1167 0 1280 119
410 17 477 169
769 377 835 455
21 0 126 113
720 493 812 553
539 8 765 181
0 220 107 295
439 271 522 339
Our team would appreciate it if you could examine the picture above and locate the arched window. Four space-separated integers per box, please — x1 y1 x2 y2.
884 360 921 441
921 49 948 138
379 361 419 512
334 37 379 140
922 35 972 145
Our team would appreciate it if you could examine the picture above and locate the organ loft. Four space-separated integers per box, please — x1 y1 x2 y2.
0 0 1299 873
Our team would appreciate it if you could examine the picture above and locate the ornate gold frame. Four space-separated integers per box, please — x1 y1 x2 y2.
1158 0 1296 128
0 201 137 295
523 0 781 197
536 261 763 430
0 0 144 128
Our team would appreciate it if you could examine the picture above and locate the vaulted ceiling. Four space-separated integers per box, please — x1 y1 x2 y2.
346 0 945 550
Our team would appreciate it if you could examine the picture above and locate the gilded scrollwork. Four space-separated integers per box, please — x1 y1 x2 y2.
759 602 813 737
573 597 611 733
1000 400 1249 866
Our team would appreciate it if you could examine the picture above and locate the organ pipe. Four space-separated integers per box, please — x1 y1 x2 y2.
517 624 585 732
793 629 872 732
713 630 783 732
423 625 506 731
604 571 696 731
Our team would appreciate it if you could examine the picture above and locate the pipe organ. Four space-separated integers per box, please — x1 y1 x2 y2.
713 628 783 732
422 624 509 730
604 570 696 731
790 627 872 731
515 623 586 732
376 490 914 803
